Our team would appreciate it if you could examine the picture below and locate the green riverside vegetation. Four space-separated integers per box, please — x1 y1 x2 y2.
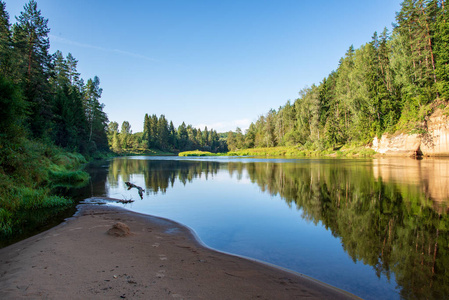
2 0 449 237
112 1 449 159
225 1 449 154
178 150 225 157
0 1 107 238
227 145 377 158
107 117 228 155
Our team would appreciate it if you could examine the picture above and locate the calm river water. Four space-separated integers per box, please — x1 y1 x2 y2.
74 156 449 300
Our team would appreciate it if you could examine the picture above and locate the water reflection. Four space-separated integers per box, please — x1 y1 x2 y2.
107 158 221 194
95 157 449 299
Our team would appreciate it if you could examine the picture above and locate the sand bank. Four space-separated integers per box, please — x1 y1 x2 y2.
0 203 359 299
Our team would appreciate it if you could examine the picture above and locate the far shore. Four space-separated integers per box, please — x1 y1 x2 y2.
0 202 359 299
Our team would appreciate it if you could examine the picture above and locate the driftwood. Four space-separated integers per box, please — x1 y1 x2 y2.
125 182 145 199
117 199 134 204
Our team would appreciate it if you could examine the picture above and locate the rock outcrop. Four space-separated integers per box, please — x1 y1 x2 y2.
372 109 449 156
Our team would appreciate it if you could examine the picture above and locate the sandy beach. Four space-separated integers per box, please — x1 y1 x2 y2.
0 203 358 299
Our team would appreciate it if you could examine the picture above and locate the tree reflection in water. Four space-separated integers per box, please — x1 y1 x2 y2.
105 157 449 300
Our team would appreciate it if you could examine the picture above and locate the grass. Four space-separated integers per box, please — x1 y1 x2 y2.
0 140 89 238
178 144 376 158
178 150 225 156
227 145 377 158
177 145 377 158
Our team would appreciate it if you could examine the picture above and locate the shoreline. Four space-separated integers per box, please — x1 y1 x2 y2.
0 202 359 299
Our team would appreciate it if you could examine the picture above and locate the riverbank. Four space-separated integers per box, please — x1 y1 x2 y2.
0 140 90 238
0 203 358 299
178 146 376 158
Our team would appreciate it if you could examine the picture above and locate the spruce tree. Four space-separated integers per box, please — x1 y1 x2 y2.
13 0 52 137
435 0 449 99
0 1 14 78
84 76 108 152
177 122 188 150
157 115 169 149
66 53 80 86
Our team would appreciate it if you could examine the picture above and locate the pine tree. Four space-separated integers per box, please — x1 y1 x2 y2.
157 115 169 150
393 0 438 106
177 122 188 150
52 50 69 88
84 76 108 152
435 0 449 99
66 52 80 86
149 114 158 148
168 121 176 149
143 113 150 143
13 0 52 137
0 1 14 78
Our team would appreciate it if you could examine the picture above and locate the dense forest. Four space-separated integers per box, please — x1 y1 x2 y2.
0 0 108 236
108 116 227 153
0 0 108 154
227 0 449 151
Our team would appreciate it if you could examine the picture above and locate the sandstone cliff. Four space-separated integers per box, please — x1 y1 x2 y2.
372 109 449 156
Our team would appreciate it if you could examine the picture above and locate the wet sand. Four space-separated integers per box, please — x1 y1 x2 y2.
0 203 359 299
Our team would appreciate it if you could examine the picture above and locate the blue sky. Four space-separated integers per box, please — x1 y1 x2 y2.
6 0 402 133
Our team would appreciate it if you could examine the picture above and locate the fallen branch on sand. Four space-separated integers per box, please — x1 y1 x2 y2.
125 182 145 199
117 199 134 204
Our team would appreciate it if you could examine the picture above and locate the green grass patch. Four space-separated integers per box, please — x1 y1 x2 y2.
227 145 377 158
14 187 73 210
178 150 225 156
0 140 87 238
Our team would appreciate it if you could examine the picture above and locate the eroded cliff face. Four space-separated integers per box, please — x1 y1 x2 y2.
372 109 449 156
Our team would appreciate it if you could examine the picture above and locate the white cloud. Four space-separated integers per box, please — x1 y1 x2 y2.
49 35 157 62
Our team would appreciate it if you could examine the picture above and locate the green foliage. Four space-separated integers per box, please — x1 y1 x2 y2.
0 75 26 139
0 141 87 237
114 114 226 155
227 145 376 158
0 208 13 236
227 0 446 154
434 2 449 100
0 1 109 239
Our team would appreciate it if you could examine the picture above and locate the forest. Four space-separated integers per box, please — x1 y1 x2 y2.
0 0 109 155
108 116 227 154
227 0 449 152
0 0 109 236
1 0 448 235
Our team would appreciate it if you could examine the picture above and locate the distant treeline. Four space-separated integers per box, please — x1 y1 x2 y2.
0 0 108 155
108 115 227 153
228 0 449 151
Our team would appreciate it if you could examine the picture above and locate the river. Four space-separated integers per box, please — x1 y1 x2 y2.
69 156 449 300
